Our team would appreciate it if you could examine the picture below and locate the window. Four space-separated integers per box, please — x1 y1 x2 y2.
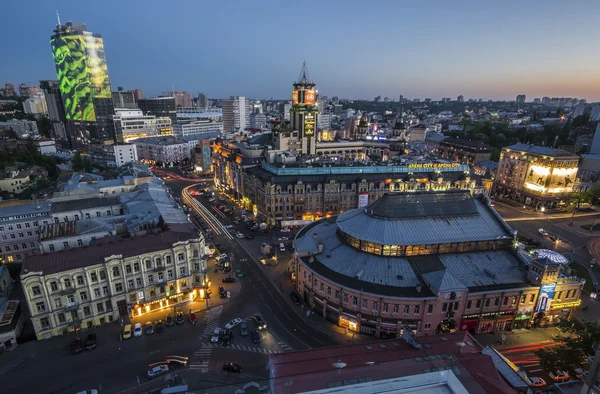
16 224 21 229
148 274 154 284
96 212 101 217
352 297 358 307
503 297 508 306
158 272 164 281
76 276 84 286
83 306 91 316
372 301 379 312
404 305 410 314
4 246 9 252
521 295 526 304
133 262 140 272
18 232 24 238
382 303 389 313
80 291 87 301
145 260 152 270
58 313 66 323
9 234 14 239
428 304 434 314
99 270 107 280
55 299 62 308
40 317 50 329
466 300 472 310
102 286 109 296
77 239 83 247
414 305 420 315
343 294 348 304
424 323 431 330
74 214 79 220
179 267 186 276
127 279 134 289
21 243 26 249
36 301 46 313
50 281 58 292
27 231 32 236
512 296 517 305
94 288 101 297
494 297 500 306
107 210 111 216
319 282 324 292
126 265 132 274
393 304 399 314
64 278 71 288
572 290 578 299
115 283 123 292
475 299 481 308
90 272 98 282
97 303 104 313
25 222 30 228
105 300 111 311
442 303 448 312
136 277 142 287
166 256 172 264
168 270 174 279
327 287 331 297
454 302 459 311
112 267 120 278
49 244 55 252
485 299 490 307
177 253 184 262
32 286 41 296
362 299 368 309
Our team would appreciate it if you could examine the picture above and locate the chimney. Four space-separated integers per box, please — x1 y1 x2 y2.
416 283 422 293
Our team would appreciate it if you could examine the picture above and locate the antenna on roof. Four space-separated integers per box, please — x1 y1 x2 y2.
56 10 62 27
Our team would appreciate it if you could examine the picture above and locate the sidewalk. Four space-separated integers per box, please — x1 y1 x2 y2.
475 326 559 349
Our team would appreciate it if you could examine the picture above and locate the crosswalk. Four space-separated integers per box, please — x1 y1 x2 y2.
189 348 212 373
201 305 223 338
200 342 283 354
278 341 293 352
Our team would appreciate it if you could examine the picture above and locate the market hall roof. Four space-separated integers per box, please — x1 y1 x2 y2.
336 192 515 246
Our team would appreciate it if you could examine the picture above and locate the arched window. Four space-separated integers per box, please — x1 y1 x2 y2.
112 266 120 278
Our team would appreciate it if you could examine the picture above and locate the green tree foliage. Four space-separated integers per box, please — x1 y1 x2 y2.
535 319 600 372
72 151 84 171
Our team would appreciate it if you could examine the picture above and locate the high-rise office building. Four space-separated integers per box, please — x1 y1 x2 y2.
290 62 318 155
138 97 177 124
112 87 137 109
172 91 191 107
40 80 68 142
197 93 208 108
515 94 526 103
222 96 250 137
50 20 115 147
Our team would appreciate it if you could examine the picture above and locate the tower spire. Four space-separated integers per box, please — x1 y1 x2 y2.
56 10 62 27
296 61 313 84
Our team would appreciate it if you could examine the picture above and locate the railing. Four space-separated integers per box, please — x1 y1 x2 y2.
65 303 79 311
153 266 166 273
60 288 76 295
557 276 586 285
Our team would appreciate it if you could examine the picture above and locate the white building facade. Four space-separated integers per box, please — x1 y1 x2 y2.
113 109 172 143
222 96 250 137
114 144 138 167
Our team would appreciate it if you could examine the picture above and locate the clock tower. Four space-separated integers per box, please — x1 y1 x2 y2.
290 62 318 155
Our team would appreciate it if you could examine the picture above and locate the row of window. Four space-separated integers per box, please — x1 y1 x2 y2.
38 304 114 329
1 230 37 241
2 241 35 252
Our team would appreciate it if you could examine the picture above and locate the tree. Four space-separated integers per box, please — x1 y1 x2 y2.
83 157 93 173
72 152 84 171
587 184 600 207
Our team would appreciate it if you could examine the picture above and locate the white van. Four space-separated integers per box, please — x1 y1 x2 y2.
279 243 286 252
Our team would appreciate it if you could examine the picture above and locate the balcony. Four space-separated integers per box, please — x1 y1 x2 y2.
153 266 166 273
60 288 76 296
65 303 79 311
557 276 586 285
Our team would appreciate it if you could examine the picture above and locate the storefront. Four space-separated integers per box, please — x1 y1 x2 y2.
460 315 479 333
131 289 197 318
339 313 358 332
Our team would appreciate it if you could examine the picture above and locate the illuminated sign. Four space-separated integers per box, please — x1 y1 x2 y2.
407 163 461 169
358 192 369 208
304 89 316 105
536 283 556 312
292 90 299 105
304 114 315 136
51 34 111 121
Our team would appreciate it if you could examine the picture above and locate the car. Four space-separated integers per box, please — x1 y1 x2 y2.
573 367 585 379
155 321 165 333
225 318 243 329
235 268 245 278
145 323 154 335
71 339 83 354
549 370 570 382
240 322 248 336
189 312 197 324
133 323 143 337
223 276 236 283
123 324 132 340
176 312 184 325
222 329 233 346
223 362 242 373
85 333 97 350
290 292 301 305
166 315 174 327
278 237 289 242
538 228 548 236
281 228 291 233
236 233 244 238
219 253 228 261
211 328 222 343
147 364 169 379
246 235 255 240
252 329 261 343
234 217 241 221
253 314 267 330
529 377 546 387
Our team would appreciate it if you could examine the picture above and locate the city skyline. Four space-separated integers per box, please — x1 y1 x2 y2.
1 0 600 101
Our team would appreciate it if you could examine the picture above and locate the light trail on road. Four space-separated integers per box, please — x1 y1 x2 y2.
182 184 234 240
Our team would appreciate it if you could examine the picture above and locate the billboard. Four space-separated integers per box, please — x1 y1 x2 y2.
304 89 316 105
292 90 299 105
51 34 111 122
536 283 557 312
304 113 315 136
358 192 369 208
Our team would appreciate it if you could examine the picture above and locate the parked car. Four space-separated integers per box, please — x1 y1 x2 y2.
176 312 185 325
236 233 244 238
223 362 242 373
123 324 132 340
291 292 301 305
85 333 97 350
280 228 291 233
240 322 248 336
155 321 165 333
147 364 169 379
252 329 261 344
538 228 548 236
189 312 197 324
211 328 222 343
549 370 570 382
222 276 236 283
133 323 143 337
235 268 245 278
225 318 242 329
253 314 267 330
71 339 83 354
166 315 174 327
222 329 233 346
246 235 255 240
145 323 154 335
529 377 546 387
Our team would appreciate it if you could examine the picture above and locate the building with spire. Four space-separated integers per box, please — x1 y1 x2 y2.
290 62 318 155
50 15 115 147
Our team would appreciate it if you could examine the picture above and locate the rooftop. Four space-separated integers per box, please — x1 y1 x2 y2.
503 143 579 158
268 332 518 394
51 196 121 214
22 229 197 276
134 136 187 146
0 201 51 220
365 191 477 219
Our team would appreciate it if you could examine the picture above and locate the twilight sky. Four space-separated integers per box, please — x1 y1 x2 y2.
2 0 600 101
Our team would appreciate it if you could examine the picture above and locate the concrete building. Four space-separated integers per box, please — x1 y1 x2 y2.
172 119 222 140
113 109 172 143
194 139 212 175
222 96 250 137
138 97 177 124
250 112 267 129
114 144 138 167
408 124 428 142
516 94 526 103
317 113 333 130
36 138 57 155
0 170 32 195
134 136 192 165
18 84 43 99
23 93 48 115
573 103 587 118
40 80 68 142
0 201 51 264
591 106 600 122
493 144 579 208
425 136 492 166
21 228 205 340
112 89 137 109
7 119 38 138
173 91 191 108
197 93 208 108
293 191 584 339
283 102 292 121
